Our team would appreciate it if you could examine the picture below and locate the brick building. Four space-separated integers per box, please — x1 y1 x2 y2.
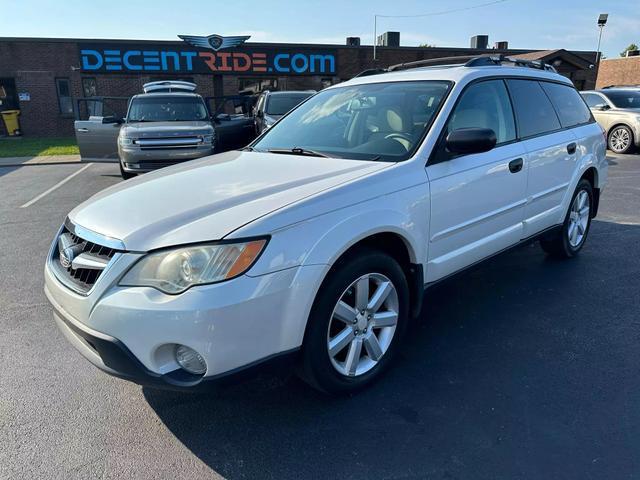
596 55 640 88
0 36 599 137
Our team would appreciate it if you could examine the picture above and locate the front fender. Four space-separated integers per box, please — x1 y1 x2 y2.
242 182 430 278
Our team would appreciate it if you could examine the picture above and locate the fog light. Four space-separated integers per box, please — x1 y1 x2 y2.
175 345 207 375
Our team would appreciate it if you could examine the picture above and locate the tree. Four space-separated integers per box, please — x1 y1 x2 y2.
418 43 435 48
620 43 639 57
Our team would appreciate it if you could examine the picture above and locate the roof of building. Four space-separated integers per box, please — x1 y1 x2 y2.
513 49 593 69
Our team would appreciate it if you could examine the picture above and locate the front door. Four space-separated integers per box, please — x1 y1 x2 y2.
74 117 121 161
426 79 528 282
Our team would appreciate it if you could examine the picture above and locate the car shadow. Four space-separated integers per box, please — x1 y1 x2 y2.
143 220 640 479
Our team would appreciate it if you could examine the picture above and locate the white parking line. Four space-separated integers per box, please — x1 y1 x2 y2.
20 163 93 208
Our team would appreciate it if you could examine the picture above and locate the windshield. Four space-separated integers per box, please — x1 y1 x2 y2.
604 91 640 109
127 96 209 122
266 93 313 115
252 81 451 161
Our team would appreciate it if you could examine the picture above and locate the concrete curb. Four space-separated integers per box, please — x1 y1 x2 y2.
0 155 117 167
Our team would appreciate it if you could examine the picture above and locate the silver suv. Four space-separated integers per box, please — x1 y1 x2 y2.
74 82 215 179
581 88 640 154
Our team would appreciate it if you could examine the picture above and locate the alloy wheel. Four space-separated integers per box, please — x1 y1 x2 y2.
610 127 630 153
326 273 399 377
567 190 590 248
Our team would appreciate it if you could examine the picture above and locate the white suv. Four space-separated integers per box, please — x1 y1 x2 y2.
45 56 607 394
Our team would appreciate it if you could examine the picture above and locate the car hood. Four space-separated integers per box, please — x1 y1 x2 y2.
69 151 389 251
122 121 213 138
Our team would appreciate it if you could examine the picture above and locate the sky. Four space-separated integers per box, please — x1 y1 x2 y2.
2 0 638 58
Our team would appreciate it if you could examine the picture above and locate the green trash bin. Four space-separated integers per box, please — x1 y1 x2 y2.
1 110 21 136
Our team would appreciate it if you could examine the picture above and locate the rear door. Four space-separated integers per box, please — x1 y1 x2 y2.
506 79 584 237
426 79 528 281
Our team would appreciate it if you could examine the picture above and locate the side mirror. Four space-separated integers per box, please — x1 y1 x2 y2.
446 128 497 155
255 110 264 118
594 103 610 111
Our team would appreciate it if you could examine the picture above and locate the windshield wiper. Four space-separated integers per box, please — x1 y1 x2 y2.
268 147 330 158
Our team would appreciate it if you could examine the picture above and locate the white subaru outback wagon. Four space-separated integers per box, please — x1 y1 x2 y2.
45 56 607 394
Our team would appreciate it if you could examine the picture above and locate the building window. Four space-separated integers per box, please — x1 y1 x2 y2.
321 78 334 89
238 77 278 94
82 77 97 97
55 78 73 115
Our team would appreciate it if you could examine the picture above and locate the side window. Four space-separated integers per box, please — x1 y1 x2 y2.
506 79 561 138
582 93 604 108
541 82 592 127
447 79 516 145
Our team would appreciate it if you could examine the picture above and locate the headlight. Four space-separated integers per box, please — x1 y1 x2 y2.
119 136 133 146
201 135 214 144
119 239 267 294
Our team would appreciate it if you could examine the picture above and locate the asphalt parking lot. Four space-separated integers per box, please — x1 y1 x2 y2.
1 154 639 480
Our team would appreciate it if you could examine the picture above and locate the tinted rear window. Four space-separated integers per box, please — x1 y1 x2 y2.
506 79 561 138
603 90 640 109
265 94 312 115
541 82 592 128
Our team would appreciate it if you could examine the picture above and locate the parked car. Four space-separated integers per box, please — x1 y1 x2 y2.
581 88 640 154
74 81 215 179
254 90 315 134
46 55 607 394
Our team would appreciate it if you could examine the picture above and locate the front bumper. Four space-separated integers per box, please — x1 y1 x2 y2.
119 144 214 173
45 253 327 390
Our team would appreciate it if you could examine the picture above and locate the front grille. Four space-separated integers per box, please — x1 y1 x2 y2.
135 136 203 150
51 226 121 294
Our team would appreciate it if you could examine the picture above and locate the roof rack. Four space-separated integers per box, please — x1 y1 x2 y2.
465 54 557 72
142 81 197 93
353 54 557 78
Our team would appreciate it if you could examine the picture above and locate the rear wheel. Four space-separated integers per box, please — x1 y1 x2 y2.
119 161 135 180
540 179 593 258
608 125 634 154
299 249 409 394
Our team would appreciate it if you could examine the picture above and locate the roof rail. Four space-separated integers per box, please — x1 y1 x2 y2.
352 54 557 78
465 54 557 72
388 55 477 71
142 81 197 93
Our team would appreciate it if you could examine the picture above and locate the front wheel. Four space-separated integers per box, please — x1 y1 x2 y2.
608 125 634 154
298 249 409 394
119 161 135 180
540 179 593 258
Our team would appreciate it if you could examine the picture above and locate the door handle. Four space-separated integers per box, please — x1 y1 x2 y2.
567 142 577 154
77 128 89 133
508 158 524 173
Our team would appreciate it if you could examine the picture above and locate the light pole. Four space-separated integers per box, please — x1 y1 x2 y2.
596 13 608 64
373 14 378 61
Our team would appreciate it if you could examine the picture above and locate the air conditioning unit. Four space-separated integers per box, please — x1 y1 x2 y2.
470 35 489 49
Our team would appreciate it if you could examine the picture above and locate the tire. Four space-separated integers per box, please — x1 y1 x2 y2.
119 161 135 180
298 248 410 394
540 179 593 258
608 125 634 154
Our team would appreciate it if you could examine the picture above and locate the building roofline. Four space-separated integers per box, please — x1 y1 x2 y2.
0 36 596 56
